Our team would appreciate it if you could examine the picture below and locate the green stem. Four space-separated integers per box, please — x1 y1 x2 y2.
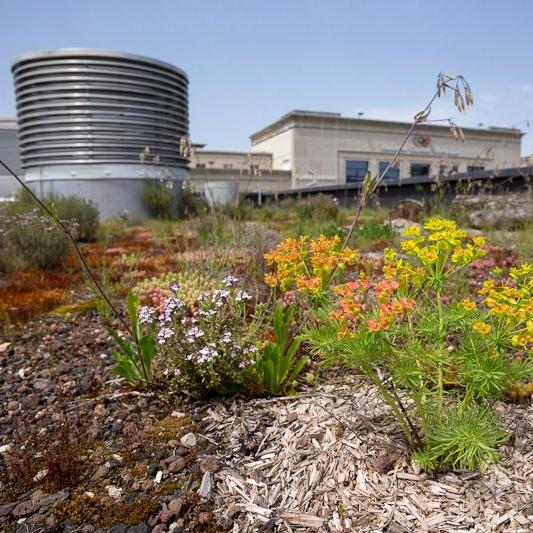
365 366 416 447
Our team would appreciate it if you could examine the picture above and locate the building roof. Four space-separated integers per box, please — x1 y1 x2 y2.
0 117 18 130
250 109 523 144
12 48 188 80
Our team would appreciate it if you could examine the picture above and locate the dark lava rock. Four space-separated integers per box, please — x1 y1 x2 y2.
147 463 160 477
127 524 150 533
109 525 128 533
0 502 17 516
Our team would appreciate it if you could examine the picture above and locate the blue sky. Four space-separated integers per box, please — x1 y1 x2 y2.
2 0 532 154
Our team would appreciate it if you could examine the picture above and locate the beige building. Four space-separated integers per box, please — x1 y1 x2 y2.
250 110 523 188
188 145 291 192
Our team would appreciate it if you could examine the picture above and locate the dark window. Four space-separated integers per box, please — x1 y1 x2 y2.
379 161 400 181
346 160 368 182
467 165 485 172
196 163 206 169
410 163 430 177
223 164 233 169
438 164 459 175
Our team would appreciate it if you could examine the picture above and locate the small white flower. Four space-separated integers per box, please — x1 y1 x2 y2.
138 306 155 325
235 290 252 302
222 275 239 287
169 280 180 293
157 327 174 344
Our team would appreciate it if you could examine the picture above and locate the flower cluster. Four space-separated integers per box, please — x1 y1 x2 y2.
478 263 533 349
141 275 259 396
400 217 487 271
264 235 358 297
330 273 416 337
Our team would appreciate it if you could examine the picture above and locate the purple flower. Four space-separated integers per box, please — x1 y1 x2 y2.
169 280 180 293
138 305 155 325
222 275 239 287
235 290 252 302
157 327 174 344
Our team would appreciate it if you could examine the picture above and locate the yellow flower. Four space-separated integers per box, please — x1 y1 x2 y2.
383 248 397 263
264 273 278 287
462 298 476 311
417 246 438 264
473 321 491 335
510 263 532 279
401 239 420 253
402 225 421 237
472 235 486 247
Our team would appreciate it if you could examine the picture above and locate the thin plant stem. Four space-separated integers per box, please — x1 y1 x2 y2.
364 366 416 447
342 90 441 249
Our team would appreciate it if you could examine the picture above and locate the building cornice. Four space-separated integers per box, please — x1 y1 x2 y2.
250 111 523 145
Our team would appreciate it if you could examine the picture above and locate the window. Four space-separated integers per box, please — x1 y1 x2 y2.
223 164 233 169
379 161 400 181
196 163 206 169
410 163 430 177
346 160 368 182
467 165 484 172
438 164 459 176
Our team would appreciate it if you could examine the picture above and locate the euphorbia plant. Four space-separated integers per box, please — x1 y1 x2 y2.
266 218 533 471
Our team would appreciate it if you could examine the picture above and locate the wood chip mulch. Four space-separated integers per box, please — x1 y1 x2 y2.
197 377 533 532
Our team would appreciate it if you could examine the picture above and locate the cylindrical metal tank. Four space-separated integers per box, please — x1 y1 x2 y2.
203 180 240 207
11 48 189 218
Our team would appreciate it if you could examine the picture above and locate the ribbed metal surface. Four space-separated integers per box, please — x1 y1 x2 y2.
12 49 189 169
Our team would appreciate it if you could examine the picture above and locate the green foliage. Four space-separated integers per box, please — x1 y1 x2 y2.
254 304 307 395
0 209 70 271
87 266 116 323
108 292 155 388
142 181 175 219
155 278 261 397
349 219 397 251
412 406 509 472
296 218 532 471
293 195 340 222
456 334 533 399
177 181 208 218
49 195 100 242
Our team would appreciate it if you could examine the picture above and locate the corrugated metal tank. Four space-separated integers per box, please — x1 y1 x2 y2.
11 48 189 218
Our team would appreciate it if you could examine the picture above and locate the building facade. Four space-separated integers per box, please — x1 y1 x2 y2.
188 146 291 193
250 110 523 188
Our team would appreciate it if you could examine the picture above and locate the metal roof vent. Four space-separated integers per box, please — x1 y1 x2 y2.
12 48 189 217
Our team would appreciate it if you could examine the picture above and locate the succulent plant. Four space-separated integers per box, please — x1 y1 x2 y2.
133 271 218 309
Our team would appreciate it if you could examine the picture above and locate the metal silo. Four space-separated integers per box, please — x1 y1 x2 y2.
11 48 189 218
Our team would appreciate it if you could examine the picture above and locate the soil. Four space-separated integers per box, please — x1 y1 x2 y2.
0 311 221 532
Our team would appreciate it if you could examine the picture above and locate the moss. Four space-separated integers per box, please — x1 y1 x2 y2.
149 414 195 440
51 300 97 315
55 490 160 528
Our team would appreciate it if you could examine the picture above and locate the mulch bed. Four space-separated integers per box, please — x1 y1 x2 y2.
0 311 532 532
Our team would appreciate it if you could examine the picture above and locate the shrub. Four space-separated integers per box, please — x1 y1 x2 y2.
267 217 533 471
177 181 208 218
49 195 99 242
142 181 175 219
0 209 70 270
294 194 340 222
143 275 260 397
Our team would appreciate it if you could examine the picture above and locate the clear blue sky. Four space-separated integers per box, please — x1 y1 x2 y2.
2 0 532 154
